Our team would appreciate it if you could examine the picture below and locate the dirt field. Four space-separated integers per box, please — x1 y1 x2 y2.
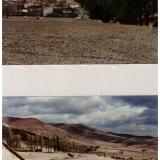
17 146 157 160
3 143 158 160
3 17 157 65
17 152 114 160
103 146 157 160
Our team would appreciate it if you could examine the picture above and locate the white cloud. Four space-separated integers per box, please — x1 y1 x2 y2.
3 96 157 136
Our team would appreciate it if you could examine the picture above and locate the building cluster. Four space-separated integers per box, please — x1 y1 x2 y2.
3 0 80 17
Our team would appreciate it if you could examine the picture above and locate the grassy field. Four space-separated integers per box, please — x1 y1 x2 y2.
3 17 157 64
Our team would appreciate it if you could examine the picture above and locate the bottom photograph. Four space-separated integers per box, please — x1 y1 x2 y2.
2 96 158 160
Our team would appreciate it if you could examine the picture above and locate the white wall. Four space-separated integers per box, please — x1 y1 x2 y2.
43 7 53 16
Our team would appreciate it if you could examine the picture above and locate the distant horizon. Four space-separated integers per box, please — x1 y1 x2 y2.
3 96 158 137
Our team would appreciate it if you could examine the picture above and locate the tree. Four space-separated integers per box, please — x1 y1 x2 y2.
76 0 158 25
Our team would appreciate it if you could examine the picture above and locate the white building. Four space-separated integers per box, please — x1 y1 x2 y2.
43 6 53 16
69 4 79 9
56 0 74 4
24 2 34 8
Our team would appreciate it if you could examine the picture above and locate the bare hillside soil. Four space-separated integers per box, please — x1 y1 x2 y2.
3 17 157 64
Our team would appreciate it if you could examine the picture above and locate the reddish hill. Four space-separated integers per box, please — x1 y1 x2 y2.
50 123 157 145
3 117 71 138
51 123 126 142
3 117 157 148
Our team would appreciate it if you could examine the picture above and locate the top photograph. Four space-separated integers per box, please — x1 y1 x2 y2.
3 0 158 65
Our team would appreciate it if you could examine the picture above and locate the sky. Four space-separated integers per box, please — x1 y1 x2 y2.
3 96 158 137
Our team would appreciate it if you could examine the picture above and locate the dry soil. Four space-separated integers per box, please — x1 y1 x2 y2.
3 17 158 65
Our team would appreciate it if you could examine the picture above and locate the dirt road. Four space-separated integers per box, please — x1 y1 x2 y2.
3 17 157 64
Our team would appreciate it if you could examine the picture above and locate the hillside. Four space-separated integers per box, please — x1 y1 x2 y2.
2 117 158 160
3 117 157 148
3 117 72 138
50 123 157 147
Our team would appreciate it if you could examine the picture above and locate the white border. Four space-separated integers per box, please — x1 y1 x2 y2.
3 64 157 96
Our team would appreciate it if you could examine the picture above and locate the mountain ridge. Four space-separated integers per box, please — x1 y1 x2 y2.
3 116 157 148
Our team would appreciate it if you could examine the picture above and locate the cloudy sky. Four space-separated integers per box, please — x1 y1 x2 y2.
3 96 157 137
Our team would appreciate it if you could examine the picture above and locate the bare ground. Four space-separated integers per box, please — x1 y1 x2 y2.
3 17 157 65
3 144 157 160
3 146 20 160
16 145 157 160
17 152 113 160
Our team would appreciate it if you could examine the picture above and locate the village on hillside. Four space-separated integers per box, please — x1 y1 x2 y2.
2 0 87 18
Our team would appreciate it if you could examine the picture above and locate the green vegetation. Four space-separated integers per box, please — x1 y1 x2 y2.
58 140 71 152
76 0 157 25
52 136 72 152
